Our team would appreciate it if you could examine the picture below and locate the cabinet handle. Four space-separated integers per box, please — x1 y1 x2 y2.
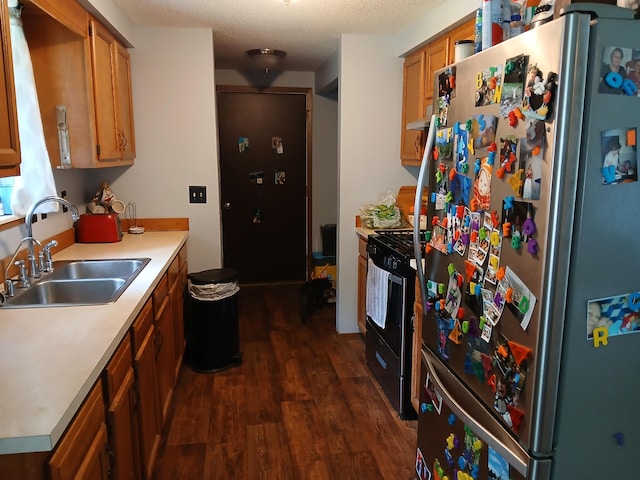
116 130 126 151
155 329 164 357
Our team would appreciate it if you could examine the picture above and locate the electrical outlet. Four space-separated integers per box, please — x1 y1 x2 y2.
189 186 207 204
61 190 68 212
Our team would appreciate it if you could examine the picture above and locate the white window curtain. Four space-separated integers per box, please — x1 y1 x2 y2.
8 0 58 216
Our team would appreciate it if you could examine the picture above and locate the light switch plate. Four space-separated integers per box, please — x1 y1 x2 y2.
189 186 206 204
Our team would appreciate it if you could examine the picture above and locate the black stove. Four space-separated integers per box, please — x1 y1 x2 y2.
373 230 425 256
367 230 425 277
364 229 425 420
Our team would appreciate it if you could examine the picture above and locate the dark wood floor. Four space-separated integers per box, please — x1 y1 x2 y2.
153 284 417 479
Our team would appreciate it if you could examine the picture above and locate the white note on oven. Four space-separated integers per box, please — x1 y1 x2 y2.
366 259 389 329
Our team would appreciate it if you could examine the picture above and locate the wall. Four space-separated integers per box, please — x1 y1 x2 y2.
316 49 339 94
312 91 339 254
337 33 418 333
395 0 480 57
78 0 134 45
86 26 221 273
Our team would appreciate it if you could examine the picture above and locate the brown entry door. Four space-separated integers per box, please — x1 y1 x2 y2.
217 89 309 284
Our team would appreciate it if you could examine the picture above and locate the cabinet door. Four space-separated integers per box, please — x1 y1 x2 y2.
115 42 135 160
400 48 426 165
447 19 477 63
49 381 109 480
106 369 140 480
133 323 160 480
74 423 110 480
89 19 121 163
169 279 184 383
0 0 20 177
155 295 175 426
424 36 449 109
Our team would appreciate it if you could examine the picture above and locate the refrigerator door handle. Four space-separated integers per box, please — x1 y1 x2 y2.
422 348 532 476
413 114 437 311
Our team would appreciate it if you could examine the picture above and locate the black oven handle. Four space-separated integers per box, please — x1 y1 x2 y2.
413 114 437 312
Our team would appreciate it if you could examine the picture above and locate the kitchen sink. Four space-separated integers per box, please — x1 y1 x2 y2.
1 258 150 308
48 258 150 281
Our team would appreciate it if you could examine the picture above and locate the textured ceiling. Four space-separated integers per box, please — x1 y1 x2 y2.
113 0 445 71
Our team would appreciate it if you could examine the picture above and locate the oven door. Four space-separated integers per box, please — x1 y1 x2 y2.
365 265 416 419
366 270 406 356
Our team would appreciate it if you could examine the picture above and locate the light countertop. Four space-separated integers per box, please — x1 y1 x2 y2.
356 227 375 239
0 231 188 455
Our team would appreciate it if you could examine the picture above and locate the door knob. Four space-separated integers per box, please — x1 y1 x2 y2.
223 202 231 210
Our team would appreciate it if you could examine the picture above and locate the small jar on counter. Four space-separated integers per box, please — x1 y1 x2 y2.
454 40 474 62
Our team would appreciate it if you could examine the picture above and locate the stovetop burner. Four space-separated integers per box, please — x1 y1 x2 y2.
372 230 426 259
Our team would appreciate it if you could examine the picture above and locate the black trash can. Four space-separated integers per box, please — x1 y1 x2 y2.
184 268 241 372
320 223 337 256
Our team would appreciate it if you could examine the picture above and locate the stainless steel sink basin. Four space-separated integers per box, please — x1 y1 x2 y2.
3 278 126 307
48 258 150 281
1 258 150 308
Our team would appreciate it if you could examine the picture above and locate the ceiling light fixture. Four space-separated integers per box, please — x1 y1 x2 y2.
246 48 287 74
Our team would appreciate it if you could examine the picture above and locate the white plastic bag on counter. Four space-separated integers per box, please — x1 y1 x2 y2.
359 191 402 229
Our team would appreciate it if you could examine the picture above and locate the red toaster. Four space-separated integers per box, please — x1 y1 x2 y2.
76 214 123 243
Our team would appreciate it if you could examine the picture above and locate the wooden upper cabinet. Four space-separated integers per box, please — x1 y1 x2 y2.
90 19 135 165
22 2 135 169
446 19 477 62
399 18 476 166
115 42 135 160
400 49 426 165
0 0 21 178
26 0 88 37
424 36 449 110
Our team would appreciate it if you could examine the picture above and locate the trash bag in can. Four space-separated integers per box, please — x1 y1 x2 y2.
184 268 241 372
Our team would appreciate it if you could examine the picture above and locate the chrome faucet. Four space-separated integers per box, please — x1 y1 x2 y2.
24 196 79 277
3 236 42 296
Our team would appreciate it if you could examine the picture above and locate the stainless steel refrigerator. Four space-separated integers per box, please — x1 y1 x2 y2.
412 5 640 480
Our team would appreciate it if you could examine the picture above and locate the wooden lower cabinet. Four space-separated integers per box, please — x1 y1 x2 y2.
167 250 186 383
357 235 368 335
169 276 184 382
49 381 110 480
103 335 140 480
0 249 187 480
131 298 161 480
153 273 175 427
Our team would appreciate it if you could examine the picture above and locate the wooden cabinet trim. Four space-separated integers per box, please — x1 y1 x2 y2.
24 0 89 38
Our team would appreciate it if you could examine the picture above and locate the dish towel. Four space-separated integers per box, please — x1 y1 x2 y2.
366 258 389 329
8 1 58 216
